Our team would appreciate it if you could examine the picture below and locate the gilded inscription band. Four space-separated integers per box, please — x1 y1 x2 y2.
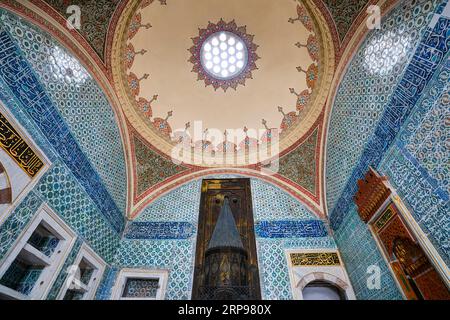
290 252 341 266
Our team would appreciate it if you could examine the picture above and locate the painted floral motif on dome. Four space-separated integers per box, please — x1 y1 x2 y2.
193 139 214 154
238 128 259 151
137 95 158 118
289 4 315 32
278 107 300 131
152 111 173 137
290 88 311 112
128 72 149 97
296 34 319 61
216 137 237 154
119 0 326 158
297 63 319 89
124 43 147 70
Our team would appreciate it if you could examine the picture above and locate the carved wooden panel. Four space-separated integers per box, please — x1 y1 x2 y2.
374 203 450 300
354 167 391 223
354 168 449 300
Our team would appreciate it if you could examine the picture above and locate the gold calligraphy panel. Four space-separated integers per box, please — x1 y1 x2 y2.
373 205 396 232
290 252 341 266
0 112 44 177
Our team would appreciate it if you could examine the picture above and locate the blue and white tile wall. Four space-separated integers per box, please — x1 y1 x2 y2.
0 9 126 298
250 179 336 300
326 0 449 299
0 11 127 215
95 267 119 300
379 54 450 264
326 0 444 213
113 177 334 300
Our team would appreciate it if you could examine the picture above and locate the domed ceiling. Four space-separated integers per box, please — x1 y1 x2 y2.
112 0 335 167
10 0 385 217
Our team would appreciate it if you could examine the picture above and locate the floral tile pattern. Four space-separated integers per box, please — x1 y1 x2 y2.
326 0 440 215
250 179 317 221
0 10 126 231
36 161 121 263
0 192 43 261
326 1 448 226
0 10 128 215
333 205 403 300
42 0 121 60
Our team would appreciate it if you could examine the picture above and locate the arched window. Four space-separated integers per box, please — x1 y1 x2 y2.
302 280 347 300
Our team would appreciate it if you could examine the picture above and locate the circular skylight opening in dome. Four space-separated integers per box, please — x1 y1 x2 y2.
200 31 248 80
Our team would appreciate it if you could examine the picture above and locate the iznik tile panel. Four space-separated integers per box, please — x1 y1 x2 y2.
333 206 403 300
327 0 449 300
124 222 196 240
255 220 328 238
326 0 443 214
115 239 196 300
135 180 202 223
36 161 121 263
0 10 127 227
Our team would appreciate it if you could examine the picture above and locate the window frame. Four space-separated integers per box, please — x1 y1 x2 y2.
0 203 76 300
111 268 169 300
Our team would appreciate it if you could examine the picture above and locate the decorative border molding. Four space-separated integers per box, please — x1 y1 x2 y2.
111 268 169 300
